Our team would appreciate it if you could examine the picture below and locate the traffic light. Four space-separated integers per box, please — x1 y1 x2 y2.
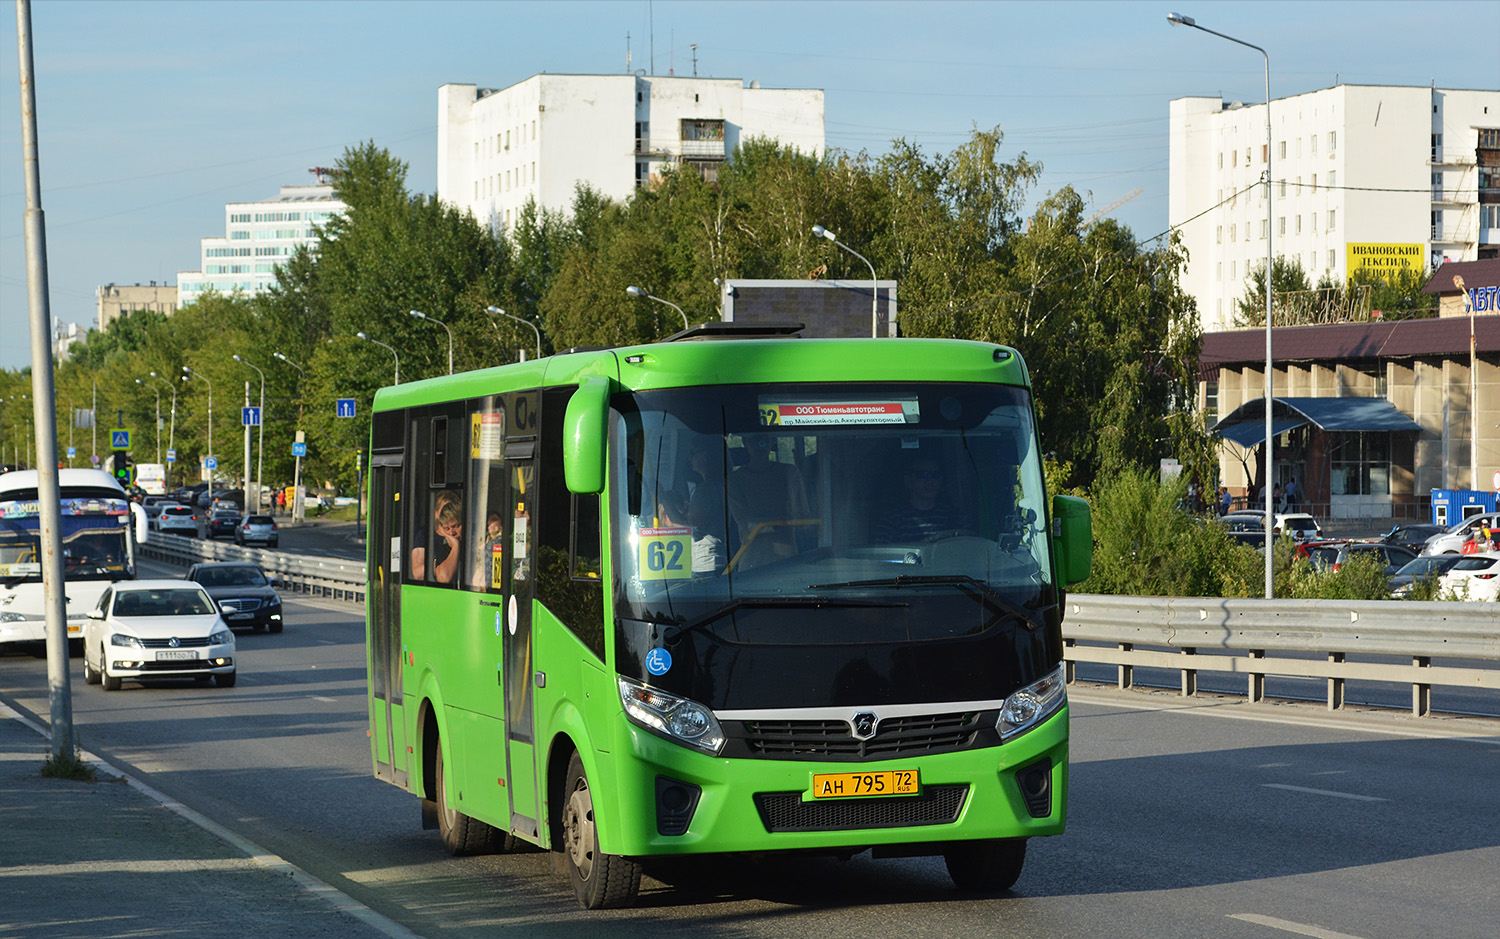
112 452 130 486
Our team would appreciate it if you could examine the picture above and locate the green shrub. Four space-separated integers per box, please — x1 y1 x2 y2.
1281 550 1390 601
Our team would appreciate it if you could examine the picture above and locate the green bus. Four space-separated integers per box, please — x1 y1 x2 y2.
365 326 1092 908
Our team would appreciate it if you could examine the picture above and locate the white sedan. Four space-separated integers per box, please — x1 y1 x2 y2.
81 580 237 689
1437 552 1500 602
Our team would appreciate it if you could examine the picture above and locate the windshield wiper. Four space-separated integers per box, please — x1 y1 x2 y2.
807 574 1044 628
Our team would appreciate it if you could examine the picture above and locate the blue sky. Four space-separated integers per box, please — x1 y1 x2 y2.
2 0 1497 370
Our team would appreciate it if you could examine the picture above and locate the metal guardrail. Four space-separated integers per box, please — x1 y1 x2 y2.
1063 594 1499 716
139 533 366 604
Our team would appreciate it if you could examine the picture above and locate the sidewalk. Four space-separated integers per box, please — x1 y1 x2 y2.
0 702 400 938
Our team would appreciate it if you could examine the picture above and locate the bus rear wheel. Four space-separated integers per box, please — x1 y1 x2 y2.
435 743 496 856
944 837 1027 892
561 751 640 909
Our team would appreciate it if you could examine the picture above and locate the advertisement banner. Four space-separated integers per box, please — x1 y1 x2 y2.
1345 243 1423 276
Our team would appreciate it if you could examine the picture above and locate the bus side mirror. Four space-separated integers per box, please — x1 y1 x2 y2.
1051 494 1092 586
563 377 610 495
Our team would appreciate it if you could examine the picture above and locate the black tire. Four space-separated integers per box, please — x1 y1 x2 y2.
561 751 641 909
82 647 101 685
68 638 83 658
944 838 1027 892
436 743 497 855
215 671 237 688
101 654 122 692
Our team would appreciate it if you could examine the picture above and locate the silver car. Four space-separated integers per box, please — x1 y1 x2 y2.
234 514 279 548
1421 513 1500 556
156 505 198 536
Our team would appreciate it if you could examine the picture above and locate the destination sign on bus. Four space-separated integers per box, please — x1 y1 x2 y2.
759 397 919 426
0 497 131 519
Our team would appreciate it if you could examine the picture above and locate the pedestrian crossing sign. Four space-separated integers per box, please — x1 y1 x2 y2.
109 429 132 451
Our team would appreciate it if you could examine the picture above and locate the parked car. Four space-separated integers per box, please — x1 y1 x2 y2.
1388 554 1464 598
234 514 278 548
1422 513 1500 556
208 509 242 540
185 561 283 633
1222 510 1323 544
80 579 236 689
1298 540 1418 576
156 505 198 536
210 488 245 510
1379 524 1447 552
1436 552 1500 601
1215 513 1272 549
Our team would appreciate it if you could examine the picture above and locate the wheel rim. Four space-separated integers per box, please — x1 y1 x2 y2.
563 777 596 880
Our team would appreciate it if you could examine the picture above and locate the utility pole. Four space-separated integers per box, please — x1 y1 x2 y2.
16 0 76 762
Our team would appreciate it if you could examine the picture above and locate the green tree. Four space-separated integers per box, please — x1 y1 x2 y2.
1234 255 1312 326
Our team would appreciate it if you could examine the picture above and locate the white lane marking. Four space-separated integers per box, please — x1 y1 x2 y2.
310 696 337 703
316 640 337 645
1229 912 1370 939
3 705 419 939
1260 783 1387 803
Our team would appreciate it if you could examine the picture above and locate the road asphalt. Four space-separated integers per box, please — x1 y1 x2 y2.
0 697 412 938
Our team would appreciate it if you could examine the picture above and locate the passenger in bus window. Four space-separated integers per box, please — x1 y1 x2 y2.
412 490 463 584
727 434 811 569
471 511 503 588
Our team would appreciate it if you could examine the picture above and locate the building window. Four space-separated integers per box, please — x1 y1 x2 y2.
1311 212 1317 231
1328 131 1336 151
1230 223 1237 242
1330 432 1390 496
1481 204 1500 232
1279 179 1286 198
1216 261 1222 279
230 231 249 240
1218 152 1224 169
1328 249 1336 269
1432 133 1442 161
1232 150 1237 168
1311 135 1317 155
1261 144 1268 163
1278 141 1286 159
1479 128 1500 148
1216 225 1222 244
1231 261 1237 279
1328 170 1336 189
1311 173 1317 192
1260 218 1268 239
1328 209 1336 231
1296 215 1302 234
1204 380 1219 428
1279 216 1286 235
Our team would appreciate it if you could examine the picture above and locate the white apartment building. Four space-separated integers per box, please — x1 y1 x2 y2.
1170 84 1500 333
438 74 825 231
177 179 345 306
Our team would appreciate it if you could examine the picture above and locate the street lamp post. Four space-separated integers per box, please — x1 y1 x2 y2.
148 372 177 479
812 225 881 338
624 286 690 332
135 379 161 463
1454 275 1479 488
486 306 542 361
410 310 454 375
182 366 214 495
273 352 307 523
233 355 266 513
1168 11 1275 599
357 332 400 385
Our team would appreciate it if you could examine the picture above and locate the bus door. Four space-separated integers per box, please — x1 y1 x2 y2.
502 434 539 838
369 453 407 785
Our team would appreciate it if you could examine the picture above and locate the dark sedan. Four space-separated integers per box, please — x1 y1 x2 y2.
1380 524 1447 552
208 509 242 540
184 561 284 633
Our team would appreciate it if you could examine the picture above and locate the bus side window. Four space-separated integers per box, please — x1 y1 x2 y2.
536 386 605 659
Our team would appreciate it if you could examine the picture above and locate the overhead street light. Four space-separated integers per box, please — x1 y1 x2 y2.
624 286 690 332
182 366 214 493
147 372 177 460
1168 10 1275 599
811 225 881 338
486 306 542 361
135 379 161 463
357 332 400 385
233 355 266 514
272 351 308 523
410 309 454 375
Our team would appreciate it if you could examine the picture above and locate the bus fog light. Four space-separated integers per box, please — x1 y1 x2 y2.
998 664 1066 739
619 677 726 755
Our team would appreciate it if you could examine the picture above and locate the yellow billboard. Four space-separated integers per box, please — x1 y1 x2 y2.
1346 242 1423 276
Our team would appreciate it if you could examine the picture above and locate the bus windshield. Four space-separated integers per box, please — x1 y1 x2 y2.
0 500 133 583
611 382 1054 633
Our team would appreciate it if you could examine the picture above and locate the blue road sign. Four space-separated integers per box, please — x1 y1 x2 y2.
242 406 261 426
166 448 176 463
66 446 76 458
336 398 357 419
205 456 218 470
292 442 307 457
109 429 132 450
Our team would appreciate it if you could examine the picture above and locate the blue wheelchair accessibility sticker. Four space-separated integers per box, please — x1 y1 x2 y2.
645 647 673 676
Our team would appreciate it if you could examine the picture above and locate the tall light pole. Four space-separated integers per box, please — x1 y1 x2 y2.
148 371 177 479
410 309 453 375
1455 275 1478 489
135 379 160 463
233 355 266 512
273 352 307 522
812 225 881 338
357 332 400 385
624 286 690 332
486 305 542 361
1168 11 1275 599
182 366 213 494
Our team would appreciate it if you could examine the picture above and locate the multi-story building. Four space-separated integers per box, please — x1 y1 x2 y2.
438 74 824 231
1170 84 1500 333
177 177 345 306
96 282 177 333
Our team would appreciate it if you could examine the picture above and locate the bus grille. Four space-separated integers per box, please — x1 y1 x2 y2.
138 637 211 649
753 784 969 833
740 712 988 759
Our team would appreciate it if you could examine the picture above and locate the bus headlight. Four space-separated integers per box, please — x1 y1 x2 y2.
0 612 31 623
998 664 1067 739
110 633 143 648
618 676 726 755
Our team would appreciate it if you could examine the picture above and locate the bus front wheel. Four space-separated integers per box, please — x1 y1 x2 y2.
435 743 496 856
561 751 640 909
944 837 1026 892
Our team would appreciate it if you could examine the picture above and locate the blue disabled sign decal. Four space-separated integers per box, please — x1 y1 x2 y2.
645 647 672 676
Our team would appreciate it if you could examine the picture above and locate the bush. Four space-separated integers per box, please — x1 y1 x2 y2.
1281 550 1390 601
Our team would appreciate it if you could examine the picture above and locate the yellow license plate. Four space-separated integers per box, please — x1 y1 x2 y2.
811 769 919 799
